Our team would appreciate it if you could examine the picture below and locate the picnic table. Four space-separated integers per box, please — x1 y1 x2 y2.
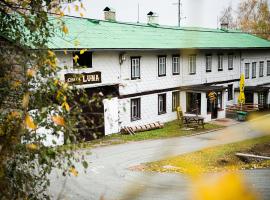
183 115 205 129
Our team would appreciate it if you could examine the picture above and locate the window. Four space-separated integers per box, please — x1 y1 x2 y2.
158 94 166 115
158 56 166 77
267 61 270 76
73 51 92 68
259 61 264 77
245 63 250 79
218 54 223 71
172 56 180 75
188 55 196 74
206 54 212 72
228 54 233 70
258 92 266 106
228 84 233 101
131 98 141 121
252 62 257 78
217 92 223 109
186 92 201 115
172 91 180 111
131 57 140 80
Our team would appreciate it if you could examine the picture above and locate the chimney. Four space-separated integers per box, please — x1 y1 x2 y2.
147 11 159 24
220 22 229 30
103 7 116 21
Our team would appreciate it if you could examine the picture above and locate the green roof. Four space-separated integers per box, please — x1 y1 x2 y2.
49 16 270 50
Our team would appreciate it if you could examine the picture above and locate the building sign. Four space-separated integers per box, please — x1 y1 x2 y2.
64 71 102 85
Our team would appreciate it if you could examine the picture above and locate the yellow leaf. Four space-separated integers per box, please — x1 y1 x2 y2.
62 102 70 112
48 50 55 57
80 49 87 55
64 50 67 55
62 25 69 35
75 5 79 12
59 11 65 17
27 68 36 77
25 114 37 130
80 2 84 9
192 172 257 200
52 115 65 126
12 80 21 88
10 111 20 118
74 39 80 46
26 143 38 151
22 92 30 108
73 55 79 63
69 166 78 176
80 12 84 17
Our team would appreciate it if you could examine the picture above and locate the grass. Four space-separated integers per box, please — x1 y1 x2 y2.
144 135 270 174
59 120 224 151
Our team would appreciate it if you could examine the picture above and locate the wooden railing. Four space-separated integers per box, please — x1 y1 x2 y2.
226 103 263 112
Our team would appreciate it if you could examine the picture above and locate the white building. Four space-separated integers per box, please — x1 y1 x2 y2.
50 9 270 136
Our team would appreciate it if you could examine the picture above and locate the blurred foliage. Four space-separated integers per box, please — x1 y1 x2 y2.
0 0 101 199
220 0 270 39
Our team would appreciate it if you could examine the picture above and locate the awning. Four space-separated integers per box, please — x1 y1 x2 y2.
234 86 270 92
182 84 227 92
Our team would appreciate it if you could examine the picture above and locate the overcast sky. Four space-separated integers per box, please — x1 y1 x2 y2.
67 0 241 28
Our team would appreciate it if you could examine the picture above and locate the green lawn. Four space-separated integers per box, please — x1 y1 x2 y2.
60 120 224 151
144 135 270 174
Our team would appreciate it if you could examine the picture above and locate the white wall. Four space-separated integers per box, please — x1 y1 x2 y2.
119 91 178 127
56 51 120 87
242 50 270 86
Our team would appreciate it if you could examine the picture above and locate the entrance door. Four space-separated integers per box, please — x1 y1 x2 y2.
245 92 254 104
258 92 268 109
211 100 218 119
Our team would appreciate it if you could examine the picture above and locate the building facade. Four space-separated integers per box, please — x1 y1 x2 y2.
50 12 270 135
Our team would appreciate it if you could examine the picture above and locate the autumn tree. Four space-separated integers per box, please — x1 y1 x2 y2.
0 0 93 199
221 0 270 39
237 0 270 39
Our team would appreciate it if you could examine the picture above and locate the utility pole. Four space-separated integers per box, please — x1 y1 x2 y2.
137 3 140 23
173 0 184 27
178 0 181 27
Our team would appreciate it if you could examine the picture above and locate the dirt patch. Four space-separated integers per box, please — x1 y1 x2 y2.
247 143 270 157
128 164 147 171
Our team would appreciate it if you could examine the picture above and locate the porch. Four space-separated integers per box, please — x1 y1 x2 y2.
180 85 227 122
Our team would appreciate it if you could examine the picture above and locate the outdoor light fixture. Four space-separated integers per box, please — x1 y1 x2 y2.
119 53 126 65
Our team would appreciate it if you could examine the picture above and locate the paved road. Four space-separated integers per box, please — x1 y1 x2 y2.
49 119 270 200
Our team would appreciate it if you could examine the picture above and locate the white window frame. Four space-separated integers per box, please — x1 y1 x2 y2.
172 91 180 111
259 61 264 77
252 62 257 78
245 63 250 79
206 54 212 72
188 55 196 74
172 56 180 75
267 61 270 76
131 57 140 80
228 54 233 70
158 94 166 115
158 56 166 77
131 98 141 121
218 54 223 71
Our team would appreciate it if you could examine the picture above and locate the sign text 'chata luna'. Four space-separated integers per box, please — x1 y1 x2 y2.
64 72 102 85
